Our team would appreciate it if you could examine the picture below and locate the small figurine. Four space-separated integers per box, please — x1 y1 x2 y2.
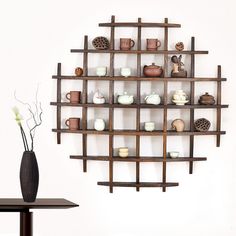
75 67 83 77
171 119 185 132
171 55 187 78
175 42 184 51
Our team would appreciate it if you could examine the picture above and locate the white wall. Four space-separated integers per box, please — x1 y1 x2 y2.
0 0 235 235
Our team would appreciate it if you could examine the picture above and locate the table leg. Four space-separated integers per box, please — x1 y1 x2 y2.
20 211 33 236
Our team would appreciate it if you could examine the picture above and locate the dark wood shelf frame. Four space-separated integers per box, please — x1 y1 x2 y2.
52 15 227 192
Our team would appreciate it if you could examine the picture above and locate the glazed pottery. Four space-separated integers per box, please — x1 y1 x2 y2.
117 92 134 105
194 118 211 132
175 42 184 51
144 122 155 132
198 92 215 105
96 67 107 77
93 90 106 104
92 37 109 50
65 118 80 130
20 151 39 202
172 90 189 105
143 63 163 77
120 38 135 50
169 151 179 158
94 119 105 131
171 119 185 132
145 92 161 105
121 68 131 77
118 147 129 158
75 67 83 77
146 38 161 51
66 91 81 104
171 55 187 78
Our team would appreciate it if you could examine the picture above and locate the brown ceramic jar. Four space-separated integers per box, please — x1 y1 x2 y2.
143 63 163 77
198 92 215 105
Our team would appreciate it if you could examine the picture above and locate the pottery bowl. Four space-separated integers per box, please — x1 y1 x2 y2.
169 151 179 158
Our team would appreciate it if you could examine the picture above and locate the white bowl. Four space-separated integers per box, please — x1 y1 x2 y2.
172 100 189 106
169 151 179 158
119 152 129 158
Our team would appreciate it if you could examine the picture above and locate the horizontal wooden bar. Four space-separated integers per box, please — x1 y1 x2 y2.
97 181 179 187
70 49 208 54
70 155 207 162
99 22 181 28
50 102 228 109
52 75 227 82
52 129 226 136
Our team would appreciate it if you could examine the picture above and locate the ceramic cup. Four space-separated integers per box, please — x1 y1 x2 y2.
146 38 161 51
121 68 131 77
144 122 155 132
65 118 80 130
66 91 81 103
120 38 135 50
118 147 129 158
169 151 179 158
96 67 107 77
94 119 105 131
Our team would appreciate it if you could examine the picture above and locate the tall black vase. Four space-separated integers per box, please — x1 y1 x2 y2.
20 151 39 202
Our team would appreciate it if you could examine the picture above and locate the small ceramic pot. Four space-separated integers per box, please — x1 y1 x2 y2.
121 68 131 77
96 67 107 77
198 92 215 105
118 147 129 158
75 67 83 76
169 151 179 158
143 63 163 77
66 91 81 104
94 119 105 131
93 90 106 104
144 122 155 132
172 90 189 105
117 92 134 105
65 118 80 130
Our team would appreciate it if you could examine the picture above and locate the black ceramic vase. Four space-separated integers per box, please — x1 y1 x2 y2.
20 151 39 202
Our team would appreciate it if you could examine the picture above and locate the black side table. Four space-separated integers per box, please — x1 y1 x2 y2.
0 198 78 236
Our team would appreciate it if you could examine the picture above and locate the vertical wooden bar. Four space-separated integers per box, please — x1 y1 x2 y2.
162 18 168 192
109 15 115 193
82 35 88 172
136 18 142 191
216 65 222 147
189 36 195 174
56 63 62 144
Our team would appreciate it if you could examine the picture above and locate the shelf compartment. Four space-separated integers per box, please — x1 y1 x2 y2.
70 155 207 162
70 49 208 55
99 22 181 28
52 129 226 136
50 102 229 109
97 181 179 188
52 75 227 82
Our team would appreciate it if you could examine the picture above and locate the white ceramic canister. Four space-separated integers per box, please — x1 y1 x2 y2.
96 67 107 77
144 122 155 132
94 119 105 131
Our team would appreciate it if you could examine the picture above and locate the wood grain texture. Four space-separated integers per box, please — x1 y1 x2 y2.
99 22 181 28
56 63 62 144
97 182 179 188
217 65 222 147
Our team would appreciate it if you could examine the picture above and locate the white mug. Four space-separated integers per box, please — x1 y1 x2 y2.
144 122 155 132
121 68 131 77
96 67 107 77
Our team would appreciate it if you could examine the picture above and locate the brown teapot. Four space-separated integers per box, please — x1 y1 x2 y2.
198 92 215 105
143 63 163 77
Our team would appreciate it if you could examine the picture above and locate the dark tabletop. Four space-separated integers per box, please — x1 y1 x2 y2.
0 198 79 211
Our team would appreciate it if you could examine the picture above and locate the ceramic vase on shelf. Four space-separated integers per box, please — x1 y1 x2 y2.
20 151 39 202
94 119 105 131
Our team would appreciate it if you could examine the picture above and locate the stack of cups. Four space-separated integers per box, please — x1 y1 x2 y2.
118 147 129 158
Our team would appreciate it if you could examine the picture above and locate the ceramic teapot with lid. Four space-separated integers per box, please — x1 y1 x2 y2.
117 92 134 105
145 92 161 105
143 63 163 77
198 92 215 105
93 90 106 104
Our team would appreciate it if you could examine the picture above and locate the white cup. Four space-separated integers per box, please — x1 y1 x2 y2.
96 67 107 77
94 119 105 131
121 68 131 77
144 122 155 132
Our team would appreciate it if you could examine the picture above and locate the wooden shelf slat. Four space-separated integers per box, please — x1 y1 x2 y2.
52 129 226 136
97 181 179 188
50 102 229 109
70 155 207 162
99 22 181 28
70 49 208 54
52 75 227 82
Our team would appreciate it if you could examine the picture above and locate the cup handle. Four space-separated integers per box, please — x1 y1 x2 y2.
157 40 161 48
66 93 70 100
65 119 70 127
131 40 135 48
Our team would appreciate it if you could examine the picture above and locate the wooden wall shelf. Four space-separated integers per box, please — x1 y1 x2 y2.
51 16 228 192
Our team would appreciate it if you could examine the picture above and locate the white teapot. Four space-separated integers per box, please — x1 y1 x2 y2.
117 92 134 105
145 92 161 105
93 90 106 104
